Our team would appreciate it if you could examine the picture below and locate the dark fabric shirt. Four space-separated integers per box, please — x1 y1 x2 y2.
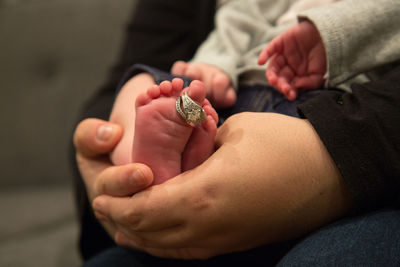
298 65 400 213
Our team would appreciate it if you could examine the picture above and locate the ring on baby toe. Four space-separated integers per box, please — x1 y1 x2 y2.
176 92 207 127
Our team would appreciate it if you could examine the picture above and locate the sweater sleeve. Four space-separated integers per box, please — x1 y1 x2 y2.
297 65 400 212
190 0 279 89
298 0 400 87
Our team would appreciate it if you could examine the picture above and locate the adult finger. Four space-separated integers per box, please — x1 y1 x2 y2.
95 163 153 197
73 118 123 158
117 223 191 249
93 186 183 232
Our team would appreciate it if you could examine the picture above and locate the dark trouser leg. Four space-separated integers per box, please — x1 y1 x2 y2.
82 208 400 267
277 208 400 266
83 242 295 267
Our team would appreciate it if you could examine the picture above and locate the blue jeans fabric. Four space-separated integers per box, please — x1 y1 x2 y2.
83 240 294 267
84 209 400 267
217 84 322 123
277 208 400 267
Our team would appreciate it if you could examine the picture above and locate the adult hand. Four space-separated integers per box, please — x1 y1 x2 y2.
258 21 327 101
73 118 154 235
92 112 353 259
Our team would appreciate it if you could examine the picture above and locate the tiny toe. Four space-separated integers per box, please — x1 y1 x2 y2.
203 103 218 124
147 85 161 99
136 92 150 107
202 115 218 135
171 78 184 95
202 98 211 107
159 81 172 96
187 80 206 104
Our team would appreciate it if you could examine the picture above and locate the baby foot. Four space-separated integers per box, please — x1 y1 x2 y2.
171 61 236 108
182 98 218 171
133 78 217 185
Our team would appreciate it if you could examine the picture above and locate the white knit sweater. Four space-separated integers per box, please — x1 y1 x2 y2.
193 0 400 92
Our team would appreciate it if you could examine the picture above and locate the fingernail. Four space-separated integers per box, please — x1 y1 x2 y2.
97 124 113 142
131 169 145 186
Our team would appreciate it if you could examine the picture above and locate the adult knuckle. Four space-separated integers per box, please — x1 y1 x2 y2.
184 185 216 212
95 167 116 195
122 209 141 228
95 176 107 195
135 236 149 247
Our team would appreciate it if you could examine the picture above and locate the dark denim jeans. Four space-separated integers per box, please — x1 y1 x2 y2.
84 208 400 267
277 208 400 266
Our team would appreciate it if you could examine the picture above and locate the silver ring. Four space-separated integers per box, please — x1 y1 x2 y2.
176 92 207 126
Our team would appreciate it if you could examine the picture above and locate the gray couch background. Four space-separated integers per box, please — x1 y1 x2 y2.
0 0 136 266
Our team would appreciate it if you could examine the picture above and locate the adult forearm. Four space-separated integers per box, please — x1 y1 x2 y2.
214 113 354 242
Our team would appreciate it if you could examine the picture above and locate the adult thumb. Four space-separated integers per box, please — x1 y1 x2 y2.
73 118 123 158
